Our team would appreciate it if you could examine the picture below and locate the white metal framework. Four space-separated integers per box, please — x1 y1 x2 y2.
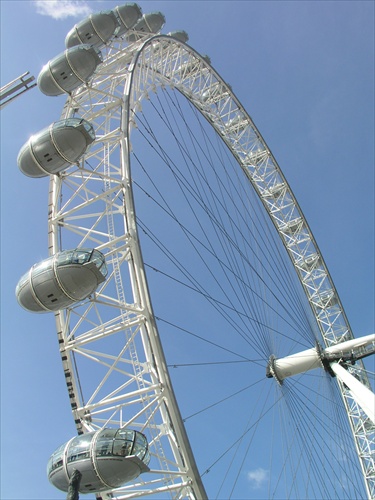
0 71 36 109
46 31 374 499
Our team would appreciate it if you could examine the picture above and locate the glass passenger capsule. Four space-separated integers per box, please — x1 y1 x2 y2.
114 3 142 37
65 10 119 48
38 45 102 96
47 428 150 494
126 12 166 42
16 248 107 312
167 30 189 43
17 118 95 178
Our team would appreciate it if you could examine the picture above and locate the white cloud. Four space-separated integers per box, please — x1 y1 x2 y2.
33 0 92 20
247 467 269 489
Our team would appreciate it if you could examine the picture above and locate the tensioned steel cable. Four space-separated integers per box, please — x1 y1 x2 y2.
281 379 364 498
154 93 310 328
136 203 310 356
166 89 315 340
160 87 316 337
132 103 314 352
138 89 318 348
156 315 264 365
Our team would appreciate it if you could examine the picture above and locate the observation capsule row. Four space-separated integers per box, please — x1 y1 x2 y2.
18 6 157 497
48 428 150 493
65 4 165 48
37 3 191 97
38 5 165 96
16 248 107 312
39 25 187 97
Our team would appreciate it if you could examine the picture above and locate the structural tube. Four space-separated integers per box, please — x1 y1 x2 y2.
330 362 375 424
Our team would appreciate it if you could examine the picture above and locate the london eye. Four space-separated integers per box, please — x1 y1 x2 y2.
1 2 374 499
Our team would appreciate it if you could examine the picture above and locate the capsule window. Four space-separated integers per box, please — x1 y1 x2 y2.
98 429 117 439
116 429 135 441
72 250 91 264
113 428 135 457
143 448 150 465
33 257 54 277
113 439 133 457
56 249 91 266
56 250 74 267
96 438 112 456
133 433 147 461
96 428 116 457
82 121 95 140
67 434 92 463
47 442 66 474
90 250 108 277
55 248 107 275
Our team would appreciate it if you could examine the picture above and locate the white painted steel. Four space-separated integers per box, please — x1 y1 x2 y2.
271 347 322 381
0 71 36 109
271 334 375 382
269 334 375 434
331 363 375 425
45 30 375 499
325 333 375 356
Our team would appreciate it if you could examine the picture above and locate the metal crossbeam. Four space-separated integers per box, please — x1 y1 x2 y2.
0 71 37 109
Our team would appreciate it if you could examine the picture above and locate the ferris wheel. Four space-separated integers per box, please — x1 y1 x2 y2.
14 4 374 499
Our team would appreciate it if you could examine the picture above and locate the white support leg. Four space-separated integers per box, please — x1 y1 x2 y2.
330 362 375 424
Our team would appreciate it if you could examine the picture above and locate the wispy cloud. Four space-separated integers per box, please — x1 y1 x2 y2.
33 1 92 20
247 467 269 489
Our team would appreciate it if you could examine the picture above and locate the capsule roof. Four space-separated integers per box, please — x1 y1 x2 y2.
38 45 102 96
114 3 142 37
66 10 119 48
126 11 166 42
17 118 95 178
167 31 189 43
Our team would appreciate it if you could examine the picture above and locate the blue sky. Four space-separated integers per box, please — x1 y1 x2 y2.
1 1 374 499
